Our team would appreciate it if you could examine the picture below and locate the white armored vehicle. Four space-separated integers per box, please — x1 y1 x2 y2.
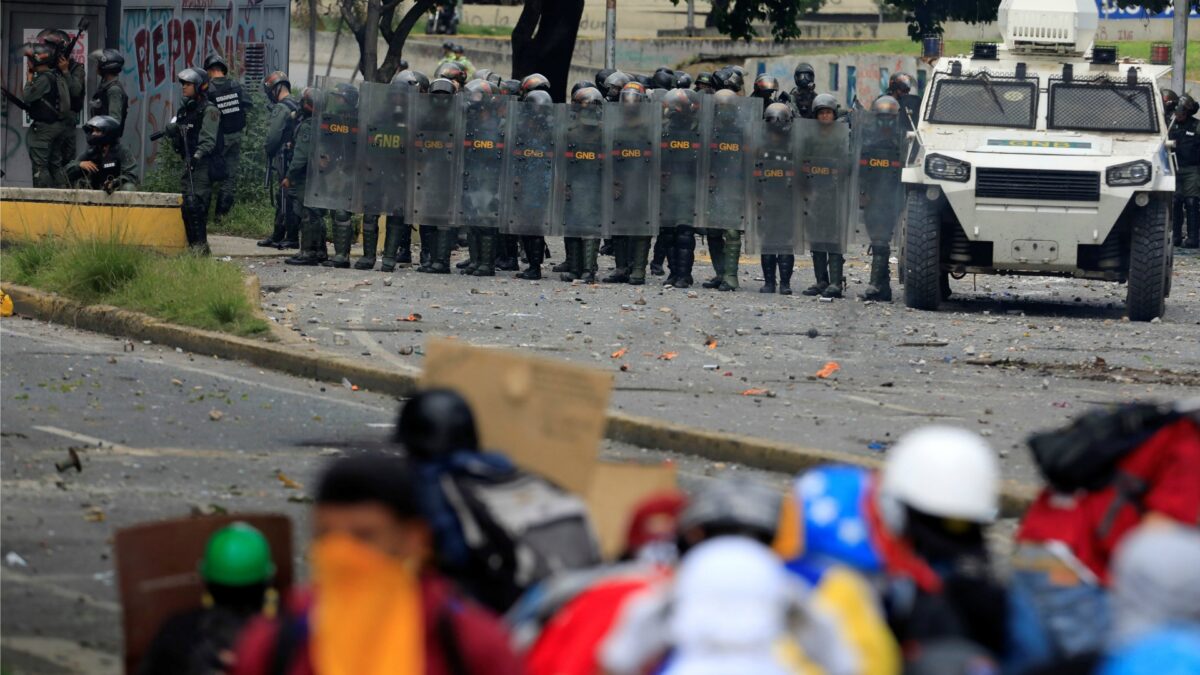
901 0 1174 320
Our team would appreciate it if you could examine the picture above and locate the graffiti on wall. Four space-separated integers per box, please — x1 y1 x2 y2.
119 0 284 169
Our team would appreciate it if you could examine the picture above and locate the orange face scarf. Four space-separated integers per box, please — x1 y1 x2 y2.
310 534 425 675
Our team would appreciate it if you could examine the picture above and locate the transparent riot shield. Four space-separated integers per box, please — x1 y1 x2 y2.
658 99 704 228
454 91 508 228
305 83 361 212
553 101 607 239
408 92 462 228
603 100 661 237
796 117 852 254
697 95 757 231
357 82 412 217
744 117 804 255
500 98 561 237
849 109 905 249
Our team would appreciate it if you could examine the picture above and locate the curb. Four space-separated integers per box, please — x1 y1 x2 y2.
3 283 1038 515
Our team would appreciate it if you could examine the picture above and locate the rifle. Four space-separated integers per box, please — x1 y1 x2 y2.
1 87 30 113
60 17 91 63
150 129 168 141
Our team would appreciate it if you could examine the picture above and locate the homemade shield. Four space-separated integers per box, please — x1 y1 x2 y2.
745 117 804 255
603 100 661 237
305 83 361 212
357 82 412 217
657 98 704 227
697 95 757 231
454 91 508 228
554 101 607 239
408 91 462 228
117 514 293 674
500 98 561 236
849 109 905 248
796 117 852 254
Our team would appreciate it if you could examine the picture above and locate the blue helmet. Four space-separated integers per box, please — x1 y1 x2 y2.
780 465 884 576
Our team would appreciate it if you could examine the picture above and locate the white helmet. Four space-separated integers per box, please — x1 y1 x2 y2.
878 426 999 529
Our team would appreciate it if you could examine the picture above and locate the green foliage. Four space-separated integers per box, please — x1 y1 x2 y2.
0 242 268 336
143 89 275 238
678 0 827 41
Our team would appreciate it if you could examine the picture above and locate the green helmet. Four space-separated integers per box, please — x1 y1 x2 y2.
199 522 275 587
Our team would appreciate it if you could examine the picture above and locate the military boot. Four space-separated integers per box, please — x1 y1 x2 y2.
778 255 795 295
495 234 520 271
1174 195 1186 247
702 230 726 289
859 246 893 301
599 239 615 256
321 212 354 268
580 239 599 283
278 206 301 249
560 238 581 282
651 232 670 277
673 226 695 289
759 255 777 294
392 217 413 268
259 208 287 248
516 235 544 280
604 237 631 283
554 237 577 274
473 228 497 276
355 217 379 270
720 231 741 292
285 211 323 266
380 219 401 273
822 253 845 298
461 228 481 275
628 236 651 285
417 226 435 272
1185 198 1200 249
802 252 830 296
428 229 453 274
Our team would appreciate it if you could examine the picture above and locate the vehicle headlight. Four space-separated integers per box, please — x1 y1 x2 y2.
1106 160 1152 186
924 154 971 182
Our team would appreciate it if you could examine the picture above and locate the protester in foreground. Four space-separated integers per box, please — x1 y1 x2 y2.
231 452 524 675
139 522 275 675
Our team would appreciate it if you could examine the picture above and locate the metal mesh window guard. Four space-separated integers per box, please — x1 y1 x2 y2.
1048 76 1159 134
924 71 1037 129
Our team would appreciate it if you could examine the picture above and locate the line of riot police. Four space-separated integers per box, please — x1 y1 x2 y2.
262 62 914 301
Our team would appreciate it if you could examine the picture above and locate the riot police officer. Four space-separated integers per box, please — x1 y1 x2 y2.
283 88 327 265
510 90 557 280
713 67 743 94
675 72 693 90
65 116 138 192
22 43 73 187
604 86 658 285
205 54 253 219
857 96 905 301
785 62 817 119
801 94 849 298
38 29 85 169
559 87 606 283
658 88 703 288
702 89 750 292
89 49 129 141
887 72 920 131
435 61 468 91
258 71 301 249
756 102 799 295
416 78 459 274
1162 88 1179 124
457 79 506 277
164 68 222 253
751 74 780 110
694 72 716 95
1170 94 1200 249
381 70 428 270
602 71 632 102
319 82 360 269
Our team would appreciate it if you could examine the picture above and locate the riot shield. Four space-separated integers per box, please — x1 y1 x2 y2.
698 95 757 231
796 117 852 254
358 82 412 217
305 83 361 212
454 91 508 228
658 100 704 228
553 101 607 239
500 98 561 236
745 117 804 255
849 109 905 248
603 100 661 237
408 92 462 229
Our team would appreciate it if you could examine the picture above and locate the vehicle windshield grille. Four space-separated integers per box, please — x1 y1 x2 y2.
1048 77 1159 134
925 73 1038 129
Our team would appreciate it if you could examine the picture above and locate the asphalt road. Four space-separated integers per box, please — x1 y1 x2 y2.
242 242 1200 485
0 318 784 675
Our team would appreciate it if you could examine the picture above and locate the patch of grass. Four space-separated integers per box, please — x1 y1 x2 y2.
1 240 268 337
212 199 277 238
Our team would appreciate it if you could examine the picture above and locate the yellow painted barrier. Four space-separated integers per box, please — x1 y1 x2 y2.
0 187 187 253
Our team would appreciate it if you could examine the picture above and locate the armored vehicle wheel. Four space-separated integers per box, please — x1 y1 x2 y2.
903 188 942 311
1126 196 1169 322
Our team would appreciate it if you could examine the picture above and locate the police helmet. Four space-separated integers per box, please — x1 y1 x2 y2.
203 53 229 74
177 67 210 97
663 87 701 118
27 43 56 68
519 73 551 99
618 86 646 104
524 89 553 107
395 389 479 459
93 49 125 75
603 71 632 101
330 82 359 110
872 95 901 130
1162 88 1179 115
442 40 455 52
764 102 794 130
83 115 121 146
262 71 290 103
300 87 320 116
752 74 780 100
677 477 781 546
675 72 693 90
812 93 838 116
694 72 715 92
651 68 676 90
463 78 495 98
435 61 467 87
729 65 746 78
595 68 616 90
714 68 743 93
572 86 604 107
452 43 465 55
570 80 594 98
888 72 915 97
475 68 494 83
392 69 429 93
37 28 70 51
794 62 816 90
1178 94 1200 119
499 79 522 96
429 78 457 96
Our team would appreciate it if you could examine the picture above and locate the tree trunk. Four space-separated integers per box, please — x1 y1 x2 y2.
307 0 318 85
379 0 437 82
510 0 585 102
363 0 381 82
